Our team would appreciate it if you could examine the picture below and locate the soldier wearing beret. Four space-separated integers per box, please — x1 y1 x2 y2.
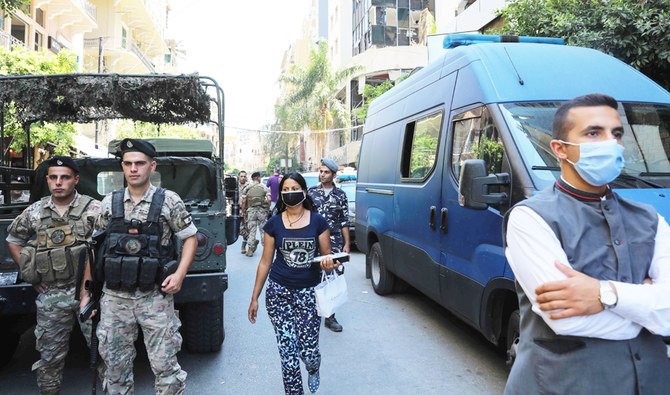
82 138 197 394
308 158 350 332
6 155 102 394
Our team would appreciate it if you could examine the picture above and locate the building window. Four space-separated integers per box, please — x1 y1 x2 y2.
36 8 44 27
121 26 127 48
34 31 43 51
10 16 27 45
401 111 442 180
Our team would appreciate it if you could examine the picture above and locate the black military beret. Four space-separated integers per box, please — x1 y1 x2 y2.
117 138 156 158
46 156 79 174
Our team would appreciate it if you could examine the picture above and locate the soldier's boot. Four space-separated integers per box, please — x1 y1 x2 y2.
241 241 247 254
324 314 343 332
249 240 259 254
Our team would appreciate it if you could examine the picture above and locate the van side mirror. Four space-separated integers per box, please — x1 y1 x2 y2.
458 159 510 210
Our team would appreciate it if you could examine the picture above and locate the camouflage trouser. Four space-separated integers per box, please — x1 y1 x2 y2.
239 213 249 241
33 283 102 395
97 289 186 395
330 232 344 254
246 206 268 247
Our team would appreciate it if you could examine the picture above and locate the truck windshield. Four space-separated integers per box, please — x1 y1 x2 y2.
500 102 670 189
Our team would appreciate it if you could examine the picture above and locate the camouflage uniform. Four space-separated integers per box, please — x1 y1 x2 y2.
6 192 101 395
308 184 349 253
238 180 249 250
241 181 269 254
96 185 197 395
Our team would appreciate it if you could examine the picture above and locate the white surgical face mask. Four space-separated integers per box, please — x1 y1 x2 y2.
560 139 625 186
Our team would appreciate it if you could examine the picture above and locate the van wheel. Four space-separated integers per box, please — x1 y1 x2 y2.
181 293 224 353
505 310 520 367
368 242 394 295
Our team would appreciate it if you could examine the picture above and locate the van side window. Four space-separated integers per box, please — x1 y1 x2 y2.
400 112 443 180
452 106 505 181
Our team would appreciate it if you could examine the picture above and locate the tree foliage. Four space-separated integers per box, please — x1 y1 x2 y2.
272 40 360 162
496 0 670 90
0 46 78 155
0 0 28 13
353 80 395 121
115 121 203 140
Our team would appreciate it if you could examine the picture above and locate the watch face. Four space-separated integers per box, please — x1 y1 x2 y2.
601 288 617 305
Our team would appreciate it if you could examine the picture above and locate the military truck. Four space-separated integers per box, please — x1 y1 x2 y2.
0 74 240 365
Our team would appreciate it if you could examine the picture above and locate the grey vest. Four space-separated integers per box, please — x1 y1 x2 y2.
504 180 669 395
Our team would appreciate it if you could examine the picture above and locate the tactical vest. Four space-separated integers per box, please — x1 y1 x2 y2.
247 183 267 208
101 188 176 292
21 195 93 284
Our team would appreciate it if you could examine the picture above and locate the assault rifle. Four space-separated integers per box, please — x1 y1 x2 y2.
75 229 106 395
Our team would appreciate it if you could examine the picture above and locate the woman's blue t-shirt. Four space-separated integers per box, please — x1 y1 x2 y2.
263 211 329 289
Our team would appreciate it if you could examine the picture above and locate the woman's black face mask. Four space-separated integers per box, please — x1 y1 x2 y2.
282 191 305 207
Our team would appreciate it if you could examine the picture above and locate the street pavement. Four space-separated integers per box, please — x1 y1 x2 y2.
0 238 508 394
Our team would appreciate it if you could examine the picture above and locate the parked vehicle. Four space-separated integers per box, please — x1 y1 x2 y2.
355 34 670 365
301 172 320 189
0 74 240 365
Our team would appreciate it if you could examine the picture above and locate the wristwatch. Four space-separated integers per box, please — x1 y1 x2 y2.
599 280 618 310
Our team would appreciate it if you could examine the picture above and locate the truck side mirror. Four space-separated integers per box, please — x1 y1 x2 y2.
223 175 237 198
458 159 510 210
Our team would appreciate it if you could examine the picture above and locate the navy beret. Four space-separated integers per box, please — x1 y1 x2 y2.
47 156 79 174
320 158 338 173
117 138 156 158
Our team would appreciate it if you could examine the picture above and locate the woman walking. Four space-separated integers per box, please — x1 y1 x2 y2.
248 172 338 394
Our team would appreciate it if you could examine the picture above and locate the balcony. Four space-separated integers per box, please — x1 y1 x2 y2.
0 30 28 51
34 0 98 33
113 0 167 57
84 34 156 73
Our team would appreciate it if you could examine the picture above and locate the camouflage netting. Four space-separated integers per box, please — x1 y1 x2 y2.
0 74 212 124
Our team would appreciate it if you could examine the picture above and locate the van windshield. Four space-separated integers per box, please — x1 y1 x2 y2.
500 102 670 190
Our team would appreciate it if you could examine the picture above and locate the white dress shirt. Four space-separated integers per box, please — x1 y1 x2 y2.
505 205 670 339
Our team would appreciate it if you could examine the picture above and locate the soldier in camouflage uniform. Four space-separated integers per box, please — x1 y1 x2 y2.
308 158 350 332
241 171 270 257
85 139 197 395
6 156 102 395
238 170 249 253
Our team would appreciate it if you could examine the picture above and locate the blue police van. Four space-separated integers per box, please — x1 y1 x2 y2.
355 34 670 364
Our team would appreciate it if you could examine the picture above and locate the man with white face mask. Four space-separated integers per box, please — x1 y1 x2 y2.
504 94 670 394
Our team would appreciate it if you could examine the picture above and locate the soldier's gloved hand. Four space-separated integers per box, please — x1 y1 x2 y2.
161 272 186 294
33 282 48 293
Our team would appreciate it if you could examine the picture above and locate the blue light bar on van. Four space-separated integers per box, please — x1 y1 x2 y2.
443 34 564 49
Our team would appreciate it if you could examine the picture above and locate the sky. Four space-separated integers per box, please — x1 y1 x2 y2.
168 0 313 130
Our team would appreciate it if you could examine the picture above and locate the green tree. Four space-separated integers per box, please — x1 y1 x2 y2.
0 46 79 155
273 40 360 161
0 0 28 13
115 120 202 140
496 0 670 90
353 80 395 121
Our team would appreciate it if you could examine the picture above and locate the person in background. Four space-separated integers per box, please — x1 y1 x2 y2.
266 167 281 213
6 156 102 394
241 171 270 257
308 158 350 332
238 170 249 254
248 172 339 394
504 94 670 394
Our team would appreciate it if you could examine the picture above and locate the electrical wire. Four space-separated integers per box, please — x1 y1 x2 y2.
224 124 364 135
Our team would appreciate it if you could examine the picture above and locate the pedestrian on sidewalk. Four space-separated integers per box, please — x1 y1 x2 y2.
248 172 339 394
266 167 281 213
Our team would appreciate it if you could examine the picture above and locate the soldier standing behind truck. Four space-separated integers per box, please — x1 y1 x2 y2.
82 138 198 394
5 156 102 395
241 171 271 257
238 170 249 254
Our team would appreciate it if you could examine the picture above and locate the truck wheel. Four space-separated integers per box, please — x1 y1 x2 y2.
368 242 394 295
181 293 224 353
505 310 520 367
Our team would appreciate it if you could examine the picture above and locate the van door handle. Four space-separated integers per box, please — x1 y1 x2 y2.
440 208 448 233
429 206 436 230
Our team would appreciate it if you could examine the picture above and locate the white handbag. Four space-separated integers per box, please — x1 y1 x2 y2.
314 268 348 317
